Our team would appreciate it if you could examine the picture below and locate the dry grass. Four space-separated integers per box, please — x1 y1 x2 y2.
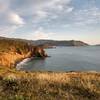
0 67 100 100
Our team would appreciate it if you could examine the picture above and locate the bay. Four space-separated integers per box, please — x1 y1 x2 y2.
16 46 100 72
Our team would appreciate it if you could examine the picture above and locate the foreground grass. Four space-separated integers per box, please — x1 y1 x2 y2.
0 67 100 100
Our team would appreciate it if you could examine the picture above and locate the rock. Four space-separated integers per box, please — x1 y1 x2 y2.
0 38 48 67
33 47 48 58
0 46 47 67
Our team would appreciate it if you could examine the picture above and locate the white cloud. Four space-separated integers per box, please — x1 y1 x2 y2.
0 0 73 27
33 27 48 40
33 32 56 40
0 12 25 37
7 12 25 25
66 7 73 13
0 0 25 37
32 27 55 40
46 0 71 7
32 0 72 23
68 7 100 26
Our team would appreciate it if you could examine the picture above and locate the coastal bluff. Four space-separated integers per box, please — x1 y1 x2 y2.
0 38 47 67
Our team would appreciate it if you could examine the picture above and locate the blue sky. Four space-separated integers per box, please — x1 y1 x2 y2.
0 0 100 44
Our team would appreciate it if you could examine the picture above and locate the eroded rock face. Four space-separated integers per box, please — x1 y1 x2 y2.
0 38 48 67
30 47 48 58
0 46 47 67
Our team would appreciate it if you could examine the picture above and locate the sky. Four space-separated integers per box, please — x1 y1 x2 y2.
0 0 100 44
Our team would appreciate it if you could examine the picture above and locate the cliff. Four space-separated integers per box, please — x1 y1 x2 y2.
0 38 47 67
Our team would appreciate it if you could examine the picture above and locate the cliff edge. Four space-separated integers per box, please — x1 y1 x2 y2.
0 38 47 67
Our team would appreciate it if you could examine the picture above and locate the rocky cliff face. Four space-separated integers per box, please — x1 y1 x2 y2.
0 47 47 67
0 38 47 67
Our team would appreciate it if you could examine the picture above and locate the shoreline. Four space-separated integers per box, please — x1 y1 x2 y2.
16 57 34 70
16 56 48 71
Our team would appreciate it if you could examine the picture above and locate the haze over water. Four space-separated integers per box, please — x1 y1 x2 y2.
17 46 100 72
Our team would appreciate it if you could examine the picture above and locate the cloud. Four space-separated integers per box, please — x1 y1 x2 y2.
33 32 55 40
0 0 100 44
11 0 72 22
0 11 25 36
32 27 55 40
7 12 25 25
66 7 73 13
0 0 25 37
0 0 73 34
60 7 100 28
13 27 55 40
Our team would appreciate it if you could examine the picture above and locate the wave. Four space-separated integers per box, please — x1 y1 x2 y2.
16 57 33 70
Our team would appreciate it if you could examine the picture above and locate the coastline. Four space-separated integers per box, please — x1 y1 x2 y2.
16 57 34 70
0 46 47 68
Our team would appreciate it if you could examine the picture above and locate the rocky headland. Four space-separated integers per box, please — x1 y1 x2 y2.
0 37 100 100
0 38 47 67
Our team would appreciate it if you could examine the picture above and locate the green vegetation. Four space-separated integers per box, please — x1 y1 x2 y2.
0 67 100 100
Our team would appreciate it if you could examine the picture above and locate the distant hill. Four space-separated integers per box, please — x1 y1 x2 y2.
95 44 100 46
32 40 89 47
0 37 89 47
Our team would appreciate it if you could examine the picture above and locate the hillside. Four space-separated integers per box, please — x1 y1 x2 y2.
30 40 89 47
0 37 47 67
0 37 89 47
0 37 99 100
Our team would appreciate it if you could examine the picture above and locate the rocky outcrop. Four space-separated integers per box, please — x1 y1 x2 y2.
30 46 48 57
0 46 47 67
0 38 47 67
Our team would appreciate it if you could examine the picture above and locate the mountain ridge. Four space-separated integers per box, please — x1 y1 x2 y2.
0 37 89 47
32 39 89 46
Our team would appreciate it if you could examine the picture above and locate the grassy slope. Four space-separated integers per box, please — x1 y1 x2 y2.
0 39 31 67
0 67 100 100
0 38 46 67
0 38 99 100
0 39 31 53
